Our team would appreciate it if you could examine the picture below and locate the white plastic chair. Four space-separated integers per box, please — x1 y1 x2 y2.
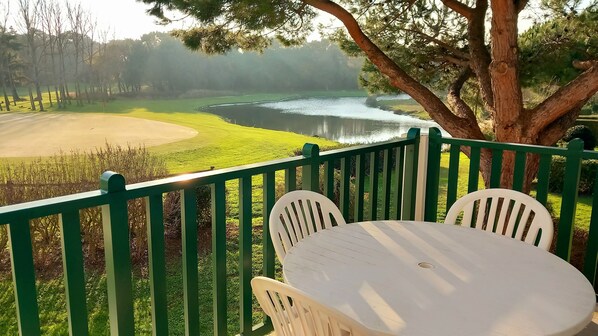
269 190 346 262
252 277 391 336
444 188 554 250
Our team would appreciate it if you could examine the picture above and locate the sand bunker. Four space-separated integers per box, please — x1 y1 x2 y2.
0 113 198 157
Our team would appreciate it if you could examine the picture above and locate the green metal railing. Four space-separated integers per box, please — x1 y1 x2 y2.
0 130 421 336
424 127 598 294
3 126 597 336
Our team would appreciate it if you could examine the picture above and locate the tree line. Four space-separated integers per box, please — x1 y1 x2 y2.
0 0 361 111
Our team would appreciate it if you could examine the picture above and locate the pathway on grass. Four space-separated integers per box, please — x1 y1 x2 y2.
0 113 197 157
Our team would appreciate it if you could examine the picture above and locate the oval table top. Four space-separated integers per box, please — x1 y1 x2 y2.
282 220 596 336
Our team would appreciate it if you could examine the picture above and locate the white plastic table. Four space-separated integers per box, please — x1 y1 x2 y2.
282 221 596 336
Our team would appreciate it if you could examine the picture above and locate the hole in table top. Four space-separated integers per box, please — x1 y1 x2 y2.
418 262 435 269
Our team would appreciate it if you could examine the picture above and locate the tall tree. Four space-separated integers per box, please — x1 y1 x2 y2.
140 0 598 190
17 0 44 111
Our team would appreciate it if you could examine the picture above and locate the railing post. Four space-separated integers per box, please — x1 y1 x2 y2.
424 128 442 222
402 128 420 220
556 139 583 261
302 143 320 192
100 171 135 336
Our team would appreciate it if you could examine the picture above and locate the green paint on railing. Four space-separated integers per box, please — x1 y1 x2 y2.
369 151 380 220
9 218 40 336
557 139 583 261
261 172 276 333
381 149 393 219
324 161 335 200
424 128 442 222
467 147 481 193
536 154 552 206
100 172 135 336
146 195 168 336
60 211 89 336
285 167 296 192
340 157 351 219
181 188 199 336
394 147 405 220
302 143 320 192
354 154 365 222
489 149 503 189
584 171 598 290
239 177 253 334
512 151 527 192
446 145 461 212
212 182 227 336
402 128 420 220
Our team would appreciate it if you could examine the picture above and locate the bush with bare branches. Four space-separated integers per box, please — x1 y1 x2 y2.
0 144 168 272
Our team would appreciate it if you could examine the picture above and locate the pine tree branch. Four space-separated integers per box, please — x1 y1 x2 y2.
440 0 474 19
530 64 598 133
303 0 485 140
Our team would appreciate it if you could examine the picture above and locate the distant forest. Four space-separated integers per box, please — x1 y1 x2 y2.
0 1 362 110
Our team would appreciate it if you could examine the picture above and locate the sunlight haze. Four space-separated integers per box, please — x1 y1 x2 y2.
63 0 189 39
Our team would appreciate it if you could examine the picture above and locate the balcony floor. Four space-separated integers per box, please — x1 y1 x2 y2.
577 304 598 336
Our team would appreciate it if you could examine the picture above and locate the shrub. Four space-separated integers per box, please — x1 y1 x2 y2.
548 156 598 194
562 125 597 150
163 185 223 238
0 144 169 272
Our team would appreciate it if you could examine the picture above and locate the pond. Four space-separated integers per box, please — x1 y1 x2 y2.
204 96 443 144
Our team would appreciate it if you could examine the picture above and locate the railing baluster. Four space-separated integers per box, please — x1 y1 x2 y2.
535 154 552 206
100 172 134 336
354 154 365 222
262 172 276 278
340 157 351 220
145 195 168 336
512 151 527 192
212 182 227 336
394 147 405 220
324 161 335 200
369 152 380 220
239 177 253 334
446 145 461 212
60 210 89 336
468 147 481 193
489 149 503 188
285 168 296 193
424 128 442 222
8 218 40 336
584 170 598 290
381 149 392 219
181 188 199 336
556 140 583 261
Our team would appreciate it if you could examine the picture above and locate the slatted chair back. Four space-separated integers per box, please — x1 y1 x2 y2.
444 188 554 250
252 277 391 336
269 190 346 262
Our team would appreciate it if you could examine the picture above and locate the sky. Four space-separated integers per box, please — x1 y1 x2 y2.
63 0 192 40
3 0 541 41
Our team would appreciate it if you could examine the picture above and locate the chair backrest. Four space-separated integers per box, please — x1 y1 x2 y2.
252 277 390 336
269 190 346 262
444 188 554 250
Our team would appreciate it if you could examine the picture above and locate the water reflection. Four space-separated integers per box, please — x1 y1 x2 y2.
204 97 442 144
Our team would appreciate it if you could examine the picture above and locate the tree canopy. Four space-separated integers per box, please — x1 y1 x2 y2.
141 0 598 189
